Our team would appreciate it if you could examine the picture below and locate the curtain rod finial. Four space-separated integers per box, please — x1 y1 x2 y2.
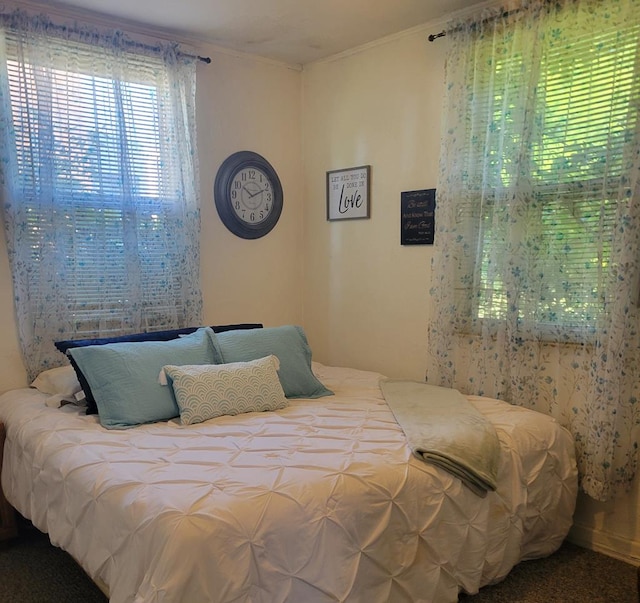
428 31 446 42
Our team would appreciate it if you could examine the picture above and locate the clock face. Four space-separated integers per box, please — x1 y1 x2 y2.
230 167 274 225
214 151 283 239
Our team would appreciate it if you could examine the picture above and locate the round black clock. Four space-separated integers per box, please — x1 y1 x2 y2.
214 151 283 239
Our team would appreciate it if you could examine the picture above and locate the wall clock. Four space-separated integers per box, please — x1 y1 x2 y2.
214 151 283 239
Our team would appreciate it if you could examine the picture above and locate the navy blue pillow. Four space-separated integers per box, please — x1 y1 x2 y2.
55 324 262 415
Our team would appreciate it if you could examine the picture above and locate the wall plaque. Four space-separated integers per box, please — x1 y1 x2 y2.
401 188 435 245
326 165 370 221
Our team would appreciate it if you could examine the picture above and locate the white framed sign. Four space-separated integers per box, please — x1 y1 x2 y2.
326 165 370 221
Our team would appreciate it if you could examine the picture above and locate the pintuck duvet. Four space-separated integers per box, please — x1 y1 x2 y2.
0 363 577 603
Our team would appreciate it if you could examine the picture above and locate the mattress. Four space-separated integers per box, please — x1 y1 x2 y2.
0 363 577 603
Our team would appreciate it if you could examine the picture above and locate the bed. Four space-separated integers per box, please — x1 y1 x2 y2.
0 325 578 603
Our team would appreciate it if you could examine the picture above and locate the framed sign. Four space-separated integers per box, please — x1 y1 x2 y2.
401 188 436 245
326 165 370 221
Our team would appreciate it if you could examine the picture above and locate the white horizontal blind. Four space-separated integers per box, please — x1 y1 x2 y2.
473 8 640 334
5 33 192 335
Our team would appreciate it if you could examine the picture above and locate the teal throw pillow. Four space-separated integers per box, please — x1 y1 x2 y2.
210 325 333 399
68 327 216 429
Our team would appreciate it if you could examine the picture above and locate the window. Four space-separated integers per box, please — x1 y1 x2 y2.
468 11 640 336
2 30 201 337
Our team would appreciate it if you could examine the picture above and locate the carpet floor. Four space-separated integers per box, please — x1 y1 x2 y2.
1 516 638 602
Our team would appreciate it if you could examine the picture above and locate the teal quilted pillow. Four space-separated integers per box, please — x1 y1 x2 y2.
209 325 333 399
68 327 215 429
163 355 288 425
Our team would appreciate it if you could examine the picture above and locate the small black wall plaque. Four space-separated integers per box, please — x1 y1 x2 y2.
401 188 435 245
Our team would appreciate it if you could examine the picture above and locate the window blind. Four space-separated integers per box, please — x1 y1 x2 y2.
473 10 640 333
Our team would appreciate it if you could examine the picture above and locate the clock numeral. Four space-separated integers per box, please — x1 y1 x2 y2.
250 212 256 222
266 193 272 202
249 169 256 180
259 211 264 220
231 190 237 200
235 200 240 210
234 180 241 189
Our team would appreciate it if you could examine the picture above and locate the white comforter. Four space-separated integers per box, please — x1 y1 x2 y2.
0 363 577 603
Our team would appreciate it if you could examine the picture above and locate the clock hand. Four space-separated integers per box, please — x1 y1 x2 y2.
241 185 260 201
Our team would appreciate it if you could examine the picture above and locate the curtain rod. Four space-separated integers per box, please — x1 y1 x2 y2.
62 26 213 64
428 6 528 42
1 10 212 63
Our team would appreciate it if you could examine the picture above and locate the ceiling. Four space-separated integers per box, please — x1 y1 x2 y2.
33 0 487 65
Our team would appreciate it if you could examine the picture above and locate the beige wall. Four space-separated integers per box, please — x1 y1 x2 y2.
197 48 304 331
0 222 22 392
301 23 640 565
301 31 444 380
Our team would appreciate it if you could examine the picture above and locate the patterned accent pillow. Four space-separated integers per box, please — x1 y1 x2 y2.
163 355 288 425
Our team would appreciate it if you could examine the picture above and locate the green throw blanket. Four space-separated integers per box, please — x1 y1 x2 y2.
380 379 500 497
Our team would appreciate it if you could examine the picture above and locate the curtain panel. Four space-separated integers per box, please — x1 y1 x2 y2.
429 0 640 501
0 11 203 382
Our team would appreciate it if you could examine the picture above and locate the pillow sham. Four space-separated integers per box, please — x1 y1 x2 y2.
68 327 216 429
163 355 288 425
56 323 262 415
54 323 262 354
31 365 85 408
31 365 81 397
210 325 333 399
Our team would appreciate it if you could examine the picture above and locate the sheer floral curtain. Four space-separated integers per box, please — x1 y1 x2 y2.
428 0 640 501
0 11 203 382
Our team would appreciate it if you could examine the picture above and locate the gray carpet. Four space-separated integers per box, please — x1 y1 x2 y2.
1 517 106 602
458 540 638 602
1 516 637 602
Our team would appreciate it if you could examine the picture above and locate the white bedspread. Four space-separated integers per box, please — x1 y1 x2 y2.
0 363 577 603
